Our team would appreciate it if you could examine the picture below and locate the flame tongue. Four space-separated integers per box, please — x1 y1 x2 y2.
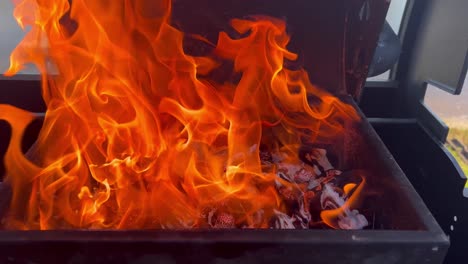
2 0 360 229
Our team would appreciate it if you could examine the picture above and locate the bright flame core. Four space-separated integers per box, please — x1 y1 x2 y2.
1 0 360 229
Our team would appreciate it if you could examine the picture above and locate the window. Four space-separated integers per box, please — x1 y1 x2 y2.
425 76 468 193
367 0 408 81
0 1 37 74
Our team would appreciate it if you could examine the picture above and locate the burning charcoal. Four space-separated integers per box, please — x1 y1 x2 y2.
325 169 342 178
338 210 368 230
292 196 311 229
213 212 236 229
271 210 296 229
320 184 346 210
271 198 310 229
320 184 368 230
271 151 285 163
239 210 267 229
205 207 217 227
307 178 320 190
205 206 236 229
260 150 276 173
294 168 316 183
260 150 273 164
304 190 316 199
310 149 334 171
277 186 298 201
307 173 337 192
303 191 316 212
274 160 320 184
298 146 340 175
251 209 265 228
270 145 368 230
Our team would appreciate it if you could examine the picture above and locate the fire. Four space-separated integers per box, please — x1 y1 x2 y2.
1 0 363 229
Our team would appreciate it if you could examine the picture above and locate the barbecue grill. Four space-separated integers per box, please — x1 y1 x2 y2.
0 0 467 263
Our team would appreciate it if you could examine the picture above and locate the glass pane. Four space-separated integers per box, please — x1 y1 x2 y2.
0 1 37 74
386 0 408 34
367 70 391 81
425 76 468 193
366 0 408 81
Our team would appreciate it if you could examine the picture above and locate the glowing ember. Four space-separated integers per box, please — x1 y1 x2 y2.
1 0 366 230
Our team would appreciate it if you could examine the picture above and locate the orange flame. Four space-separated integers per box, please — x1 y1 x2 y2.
2 0 362 229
